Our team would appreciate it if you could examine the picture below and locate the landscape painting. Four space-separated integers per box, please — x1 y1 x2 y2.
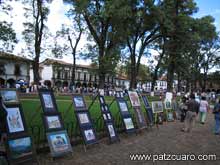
8 137 32 159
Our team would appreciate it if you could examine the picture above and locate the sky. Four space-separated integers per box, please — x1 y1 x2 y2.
0 0 220 67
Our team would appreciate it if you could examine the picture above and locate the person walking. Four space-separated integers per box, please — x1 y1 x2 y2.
182 93 200 132
179 96 188 122
213 99 220 135
199 96 209 124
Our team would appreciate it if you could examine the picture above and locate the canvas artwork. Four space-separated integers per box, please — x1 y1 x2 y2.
167 112 174 121
103 114 107 120
47 131 72 155
135 107 144 123
99 97 104 104
128 91 141 107
84 129 95 141
1 90 18 103
46 116 62 129
101 106 105 112
8 137 32 159
123 118 134 130
73 96 85 108
152 101 163 113
78 113 90 124
105 105 108 111
6 107 25 133
42 94 54 109
119 101 128 112
107 113 111 120
164 101 172 109
107 124 115 137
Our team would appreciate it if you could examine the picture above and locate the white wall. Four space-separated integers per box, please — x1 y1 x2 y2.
41 65 53 81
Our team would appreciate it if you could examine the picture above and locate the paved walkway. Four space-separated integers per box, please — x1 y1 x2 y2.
38 112 220 165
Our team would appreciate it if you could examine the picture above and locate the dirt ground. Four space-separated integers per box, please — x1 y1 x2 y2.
37 112 220 165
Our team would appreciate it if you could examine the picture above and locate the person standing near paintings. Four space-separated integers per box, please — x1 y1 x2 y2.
181 93 199 132
0 96 8 164
179 96 188 122
213 98 220 135
199 96 209 124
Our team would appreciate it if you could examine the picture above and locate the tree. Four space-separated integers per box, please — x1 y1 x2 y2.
0 1 17 52
53 13 84 87
68 0 130 88
123 0 161 89
161 0 198 92
22 0 50 84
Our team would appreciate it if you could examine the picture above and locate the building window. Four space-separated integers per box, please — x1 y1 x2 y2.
64 72 68 79
0 64 5 75
78 72 81 80
57 70 61 79
84 73 87 81
14 64 21 76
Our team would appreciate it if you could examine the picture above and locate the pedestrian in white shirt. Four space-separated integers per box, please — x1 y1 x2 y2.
199 96 209 124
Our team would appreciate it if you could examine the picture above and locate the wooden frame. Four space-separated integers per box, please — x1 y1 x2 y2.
38 89 58 113
42 113 64 132
128 91 141 107
7 136 35 164
151 101 164 113
5 104 27 137
0 88 19 105
76 111 91 126
46 130 72 157
72 94 87 111
164 100 172 110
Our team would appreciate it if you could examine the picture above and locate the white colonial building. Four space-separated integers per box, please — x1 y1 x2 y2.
0 52 32 88
32 59 121 88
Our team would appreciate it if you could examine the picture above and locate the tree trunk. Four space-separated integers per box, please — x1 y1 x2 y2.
129 53 137 90
177 72 181 92
33 56 40 84
167 59 175 92
71 52 76 86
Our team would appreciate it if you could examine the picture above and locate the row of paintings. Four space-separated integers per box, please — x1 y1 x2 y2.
0 89 37 164
72 94 98 145
98 95 118 142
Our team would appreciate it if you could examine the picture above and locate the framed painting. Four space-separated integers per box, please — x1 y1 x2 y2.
38 89 58 113
123 118 135 130
46 130 72 157
7 136 34 162
72 94 87 111
5 104 27 136
151 101 163 113
133 107 147 128
82 128 97 144
0 88 19 104
128 91 141 107
42 113 64 132
164 100 172 110
76 112 91 126
99 96 105 105
117 99 129 115
107 123 116 138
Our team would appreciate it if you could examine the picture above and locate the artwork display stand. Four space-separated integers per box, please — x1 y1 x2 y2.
98 92 119 143
38 89 72 159
0 88 39 165
151 101 165 129
164 100 174 122
115 91 136 134
141 95 154 128
128 91 147 131
72 94 98 151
